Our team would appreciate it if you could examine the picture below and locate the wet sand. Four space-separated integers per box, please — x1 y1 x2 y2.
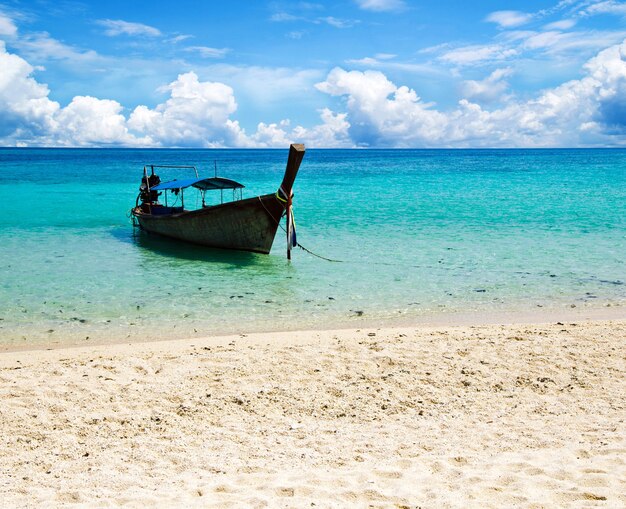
1 319 624 507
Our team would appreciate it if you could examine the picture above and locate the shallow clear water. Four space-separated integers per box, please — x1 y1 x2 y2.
1 148 624 347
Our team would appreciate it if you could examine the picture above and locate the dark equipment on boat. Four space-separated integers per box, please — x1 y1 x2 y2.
139 167 161 204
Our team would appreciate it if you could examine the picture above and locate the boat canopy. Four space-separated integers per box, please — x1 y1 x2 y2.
151 177 245 192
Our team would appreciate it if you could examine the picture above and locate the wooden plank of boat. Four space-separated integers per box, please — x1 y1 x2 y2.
131 144 305 254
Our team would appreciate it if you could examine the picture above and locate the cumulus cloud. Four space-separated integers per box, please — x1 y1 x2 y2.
0 39 346 148
461 68 513 103
292 108 352 147
0 41 146 146
128 72 247 147
316 68 447 147
97 19 161 37
0 40 59 141
4 33 626 148
250 109 352 148
55 96 142 146
0 41 148 146
313 40 626 147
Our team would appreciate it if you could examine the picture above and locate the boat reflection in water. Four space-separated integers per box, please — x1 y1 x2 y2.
131 227 267 267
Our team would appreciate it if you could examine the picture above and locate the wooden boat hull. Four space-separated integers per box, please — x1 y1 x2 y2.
132 193 285 254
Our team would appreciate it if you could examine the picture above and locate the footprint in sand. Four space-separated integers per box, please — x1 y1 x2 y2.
557 491 608 502
275 487 294 497
374 470 403 479
578 475 609 488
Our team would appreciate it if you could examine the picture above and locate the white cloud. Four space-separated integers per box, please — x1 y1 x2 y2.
439 45 518 65
354 0 405 12
271 12 299 22
345 54 439 74
250 120 294 147
535 0 626 22
419 42 453 55
248 108 352 148
347 53 397 66
346 56 380 66
126 72 351 148
523 30 566 50
544 19 577 30
4 34 626 148
579 1 626 17
319 16 358 28
436 26 626 69
14 32 99 62
293 108 352 147
313 40 626 147
316 68 447 147
169 34 193 44
128 72 246 147
271 12 358 28
286 31 304 39
461 68 513 103
0 40 59 141
0 41 348 148
97 19 161 37
0 13 17 36
520 29 626 54
184 46 230 59
486 10 533 28
54 96 143 146
0 41 149 146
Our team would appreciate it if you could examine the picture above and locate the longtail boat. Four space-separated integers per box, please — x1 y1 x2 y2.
131 144 304 256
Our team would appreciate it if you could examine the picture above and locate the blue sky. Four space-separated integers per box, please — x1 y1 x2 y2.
1 0 626 147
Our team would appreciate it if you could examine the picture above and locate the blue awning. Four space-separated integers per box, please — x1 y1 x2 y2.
151 177 244 191
151 178 203 191
195 177 245 190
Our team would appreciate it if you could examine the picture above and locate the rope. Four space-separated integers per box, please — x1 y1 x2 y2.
127 208 139 227
295 243 343 263
257 197 344 263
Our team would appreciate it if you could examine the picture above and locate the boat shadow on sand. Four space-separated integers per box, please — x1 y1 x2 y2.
111 227 279 268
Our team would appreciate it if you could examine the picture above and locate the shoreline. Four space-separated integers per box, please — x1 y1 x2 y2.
1 301 624 353
1 318 624 506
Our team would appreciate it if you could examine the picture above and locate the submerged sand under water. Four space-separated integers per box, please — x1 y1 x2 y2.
1 319 624 507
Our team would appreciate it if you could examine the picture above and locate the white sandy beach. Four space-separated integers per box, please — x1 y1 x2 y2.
1 319 625 507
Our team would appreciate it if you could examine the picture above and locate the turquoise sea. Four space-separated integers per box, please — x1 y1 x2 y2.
0 148 624 348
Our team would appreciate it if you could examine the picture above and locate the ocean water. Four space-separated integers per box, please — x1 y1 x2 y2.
0 148 624 348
